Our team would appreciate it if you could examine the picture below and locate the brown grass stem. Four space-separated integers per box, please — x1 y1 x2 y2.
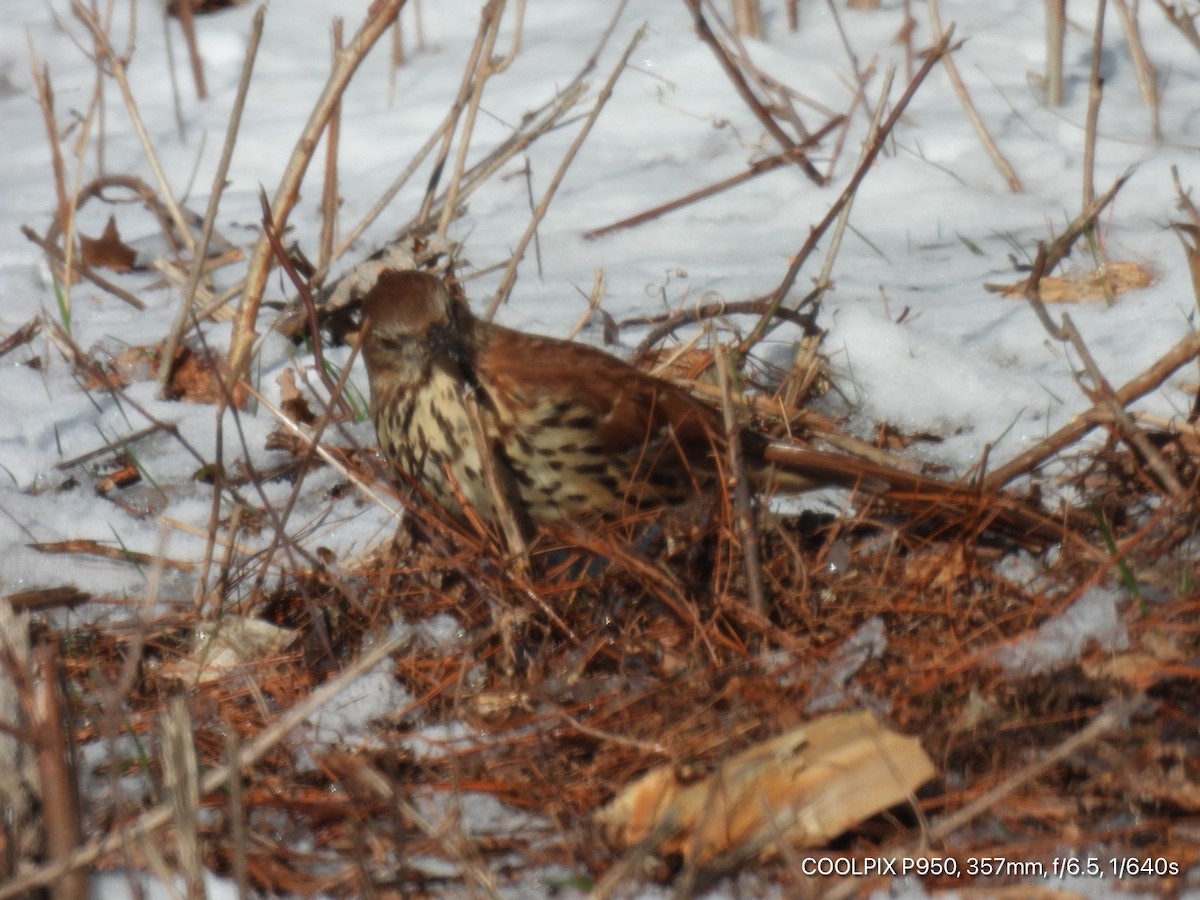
157 6 265 398
228 0 408 388
740 29 955 357
319 19 345 274
583 120 843 242
69 0 196 256
683 0 824 185
1112 0 1161 139
0 629 413 900
1082 0 1108 212
927 0 1024 192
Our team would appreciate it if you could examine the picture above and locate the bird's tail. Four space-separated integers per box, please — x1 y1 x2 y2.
759 442 1066 548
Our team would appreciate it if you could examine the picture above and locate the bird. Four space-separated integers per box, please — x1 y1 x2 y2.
360 269 1062 544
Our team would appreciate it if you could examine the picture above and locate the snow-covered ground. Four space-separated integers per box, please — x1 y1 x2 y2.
3 0 1196 604
2 0 1197 895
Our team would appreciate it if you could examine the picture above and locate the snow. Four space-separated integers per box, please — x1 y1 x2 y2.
4 3 1196 599
2 0 1196 893
994 585 1129 675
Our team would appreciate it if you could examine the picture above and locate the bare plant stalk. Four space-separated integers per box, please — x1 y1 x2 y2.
813 68 893 305
156 7 265 398
0 629 414 900
1021 243 1182 496
171 0 208 100
1045 0 1067 105
345 9 599 261
161 2 187 141
684 0 824 184
714 345 765 616
487 24 647 318
741 29 956 354
1083 0 1108 210
823 0 877 127
927 0 1025 192
983 325 1200 492
731 0 763 37
902 0 916 79
584 120 842 241
463 392 530 570
21 225 146 311
414 8 495 227
435 0 523 239
1153 0 1200 52
397 82 586 240
161 697 203 900
1112 0 1162 138
228 0 407 388
69 0 196 254
397 0 625 240
27 54 70 239
319 19 345 273
920 693 1146 847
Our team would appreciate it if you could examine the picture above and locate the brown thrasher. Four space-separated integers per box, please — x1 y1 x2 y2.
361 270 1060 543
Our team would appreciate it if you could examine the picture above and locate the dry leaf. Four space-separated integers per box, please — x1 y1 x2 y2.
80 215 138 272
160 615 295 685
278 368 317 425
987 261 1153 303
595 711 935 865
168 345 228 404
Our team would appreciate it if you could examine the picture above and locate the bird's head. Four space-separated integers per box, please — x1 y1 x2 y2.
361 270 474 380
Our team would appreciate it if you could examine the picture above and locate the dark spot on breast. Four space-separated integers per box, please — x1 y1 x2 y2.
571 461 608 476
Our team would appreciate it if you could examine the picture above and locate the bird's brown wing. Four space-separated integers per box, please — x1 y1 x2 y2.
479 325 729 494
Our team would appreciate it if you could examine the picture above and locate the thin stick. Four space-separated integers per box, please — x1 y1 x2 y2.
487 24 647 318
1112 0 1161 139
462 391 529 570
1082 0 1108 209
982 324 1200 492
413 7 495 227
258 190 353 420
714 345 765 616
1045 0 1067 106
227 0 407 387
823 0 877 129
434 0 508 240
927 693 1146 843
0 629 414 900
27 46 71 243
927 0 1024 192
740 29 956 356
683 0 824 185
1153 0 1200 52
397 82 586 240
319 18 345 274
20 225 147 311
810 67 894 310
393 0 625 241
171 0 207 100
631 298 816 364
583 121 843 241
435 0 525 243
1022 248 1183 497
156 6 265 397
161 3 187 142
69 0 196 255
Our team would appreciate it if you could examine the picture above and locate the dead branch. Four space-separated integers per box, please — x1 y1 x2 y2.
228 0 408 388
682 0 824 185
